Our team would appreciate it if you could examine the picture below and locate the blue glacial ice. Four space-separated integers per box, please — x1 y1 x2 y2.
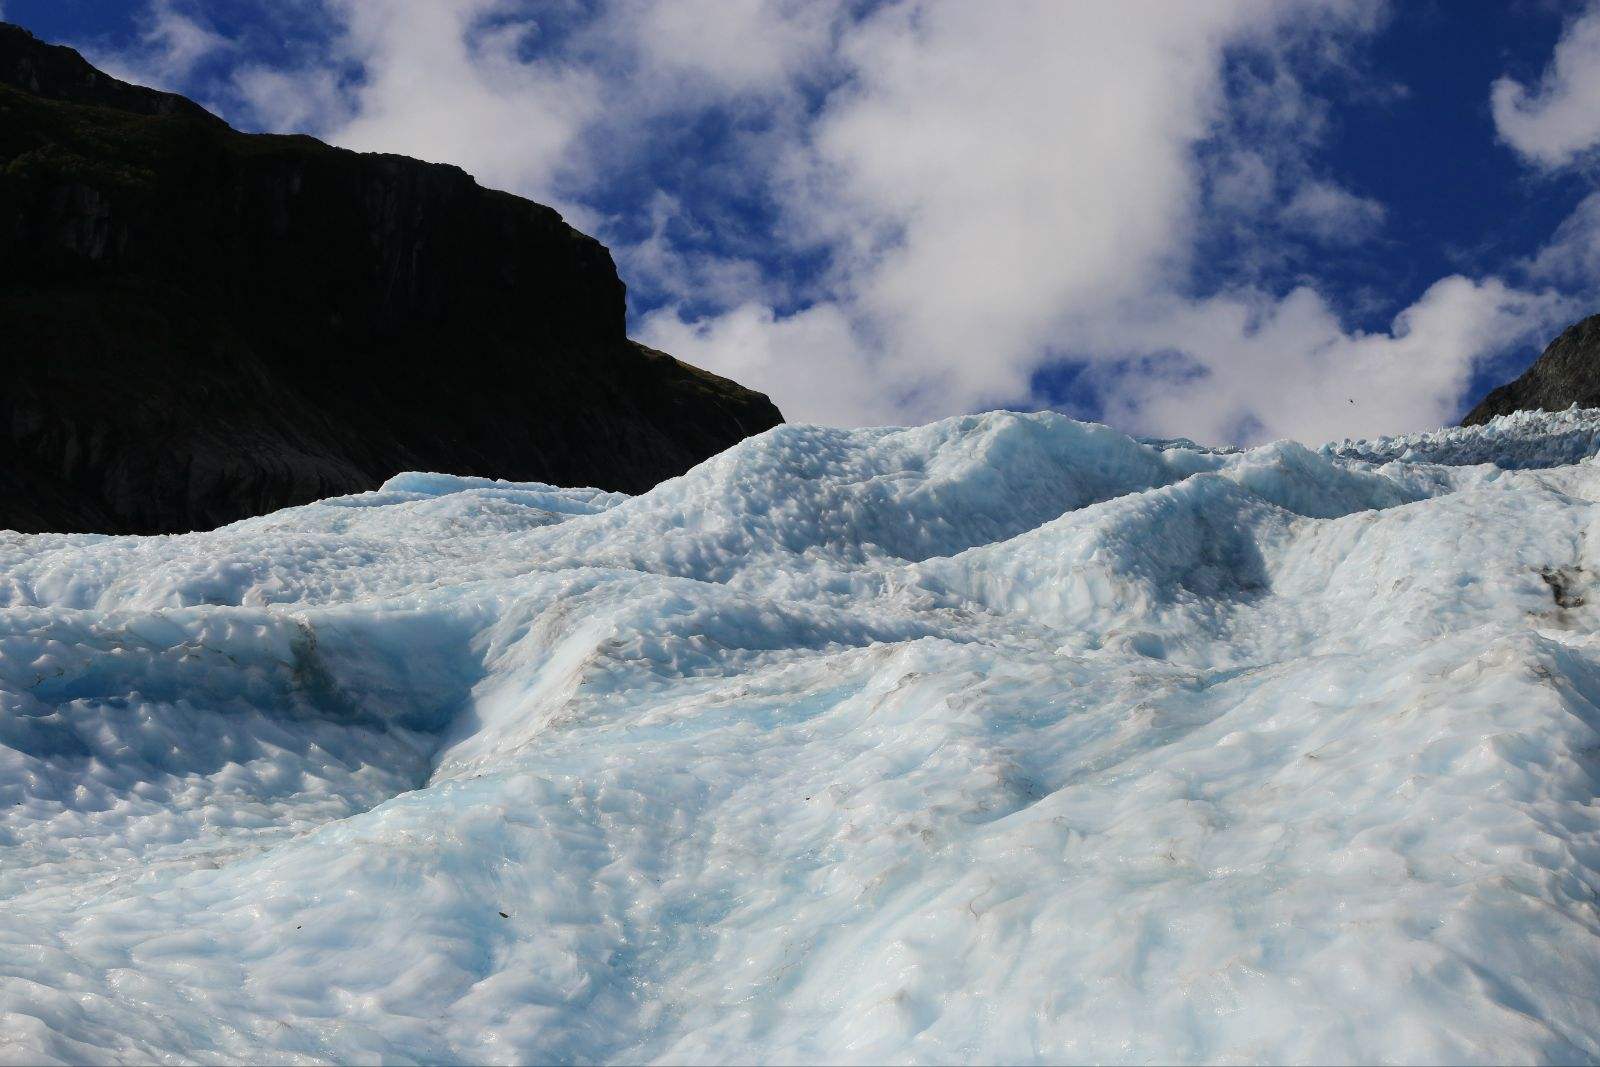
5 408 1600 1063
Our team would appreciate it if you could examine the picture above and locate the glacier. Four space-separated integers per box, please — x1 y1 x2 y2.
4 408 1600 1064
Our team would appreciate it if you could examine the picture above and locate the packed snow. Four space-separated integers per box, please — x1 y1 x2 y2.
4 407 1600 1064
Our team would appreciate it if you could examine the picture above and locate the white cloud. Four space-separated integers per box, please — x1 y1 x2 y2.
1279 179 1385 245
89 0 229 89
643 0 1460 441
1085 278 1572 447
1211 150 1278 213
231 64 350 133
227 0 838 204
619 0 837 97
1492 1 1600 167
638 302 883 425
1526 190 1600 290
648 0 1317 426
98 0 1563 447
1494 8 1600 311
311 0 601 199
794 1 1261 413
619 195 781 311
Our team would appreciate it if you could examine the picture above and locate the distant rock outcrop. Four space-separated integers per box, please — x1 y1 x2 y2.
0 21 782 534
1462 314 1600 426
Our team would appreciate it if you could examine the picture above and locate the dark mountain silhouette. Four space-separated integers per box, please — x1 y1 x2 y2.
1463 314 1600 426
0 21 781 534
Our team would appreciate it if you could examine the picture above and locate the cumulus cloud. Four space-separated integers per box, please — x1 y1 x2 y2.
639 302 882 425
1492 1 1600 167
617 0 837 97
642 0 1507 443
223 0 839 209
649 0 1278 425
269 0 601 199
90 0 1567 446
797 2 1254 410
1086 278 1572 446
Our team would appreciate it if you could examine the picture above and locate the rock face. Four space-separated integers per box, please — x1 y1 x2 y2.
1462 313 1600 426
0 22 782 534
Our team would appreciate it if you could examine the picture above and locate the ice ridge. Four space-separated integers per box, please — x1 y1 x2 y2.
4 408 1600 1064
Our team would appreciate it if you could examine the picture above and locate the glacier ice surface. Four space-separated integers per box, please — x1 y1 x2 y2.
5 408 1600 1063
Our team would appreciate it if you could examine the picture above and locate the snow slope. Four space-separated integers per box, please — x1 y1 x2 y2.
4 408 1600 1064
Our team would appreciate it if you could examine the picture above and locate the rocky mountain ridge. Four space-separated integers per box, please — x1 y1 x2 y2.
0 21 781 534
1463 313 1600 426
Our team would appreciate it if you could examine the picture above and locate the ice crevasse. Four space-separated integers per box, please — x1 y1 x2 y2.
4 408 1600 1063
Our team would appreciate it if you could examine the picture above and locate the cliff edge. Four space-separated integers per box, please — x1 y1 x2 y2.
0 21 782 534
1462 313 1600 427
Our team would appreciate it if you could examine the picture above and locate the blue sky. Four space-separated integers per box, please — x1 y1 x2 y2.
7 0 1600 445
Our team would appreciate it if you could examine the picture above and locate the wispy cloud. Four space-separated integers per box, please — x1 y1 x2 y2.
87 0 230 89
1279 181 1386 246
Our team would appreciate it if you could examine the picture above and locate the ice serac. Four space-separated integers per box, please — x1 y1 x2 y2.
6 407 1600 1064
0 22 782 535
1462 312 1600 425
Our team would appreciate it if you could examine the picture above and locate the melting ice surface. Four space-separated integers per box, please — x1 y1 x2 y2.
5 409 1600 1064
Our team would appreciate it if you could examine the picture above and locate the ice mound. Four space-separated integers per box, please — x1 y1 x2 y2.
5 409 1600 1064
